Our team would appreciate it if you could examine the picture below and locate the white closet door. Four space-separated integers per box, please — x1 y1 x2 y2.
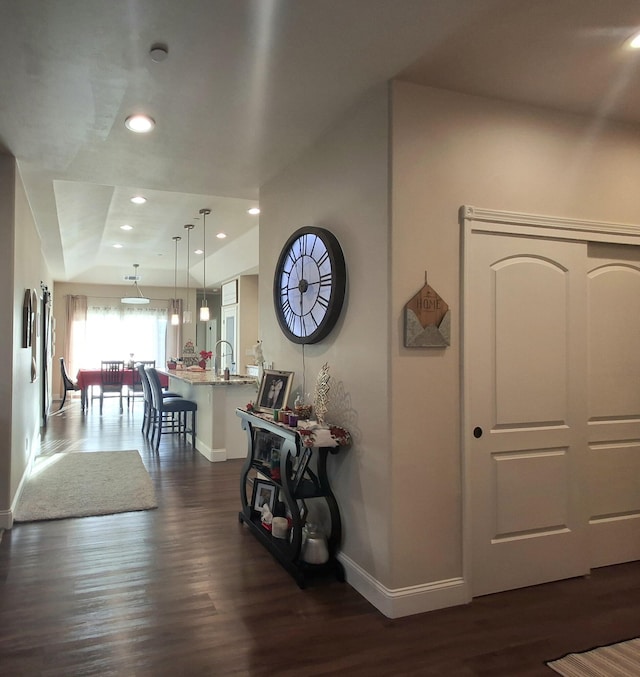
586 244 640 568
465 229 590 597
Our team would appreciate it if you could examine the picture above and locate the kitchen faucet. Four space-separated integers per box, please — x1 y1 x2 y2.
214 339 235 376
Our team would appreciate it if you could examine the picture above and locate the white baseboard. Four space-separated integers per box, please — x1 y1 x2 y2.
338 552 470 618
195 439 227 463
5 433 41 530
0 509 12 530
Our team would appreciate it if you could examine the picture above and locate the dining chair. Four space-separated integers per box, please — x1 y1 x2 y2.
147 367 197 450
99 360 125 414
59 357 81 410
127 359 156 410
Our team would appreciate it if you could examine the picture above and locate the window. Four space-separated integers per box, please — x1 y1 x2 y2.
73 302 168 368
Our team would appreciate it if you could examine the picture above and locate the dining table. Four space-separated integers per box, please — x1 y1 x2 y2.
76 367 169 411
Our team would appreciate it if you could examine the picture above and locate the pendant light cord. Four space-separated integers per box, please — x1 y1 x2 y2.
172 236 181 320
199 208 211 315
173 237 179 298
184 224 194 316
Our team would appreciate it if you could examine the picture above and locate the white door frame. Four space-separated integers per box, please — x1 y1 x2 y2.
460 205 640 598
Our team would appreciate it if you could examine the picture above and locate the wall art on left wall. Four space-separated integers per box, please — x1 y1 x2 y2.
22 288 33 348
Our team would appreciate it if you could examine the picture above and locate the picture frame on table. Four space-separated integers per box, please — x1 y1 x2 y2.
254 429 282 464
252 480 277 514
291 447 312 494
255 369 294 412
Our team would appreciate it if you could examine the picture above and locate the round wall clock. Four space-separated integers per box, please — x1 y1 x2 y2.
273 226 346 344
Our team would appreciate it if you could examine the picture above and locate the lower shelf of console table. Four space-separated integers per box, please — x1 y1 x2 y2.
237 509 345 589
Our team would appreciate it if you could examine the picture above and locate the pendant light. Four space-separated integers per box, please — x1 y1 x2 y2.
199 208 211 322
183 224 194 324
171 235 181 325
121 263 150 304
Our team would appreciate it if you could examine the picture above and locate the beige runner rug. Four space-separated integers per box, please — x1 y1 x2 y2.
14 450 157 522
547 638 640 677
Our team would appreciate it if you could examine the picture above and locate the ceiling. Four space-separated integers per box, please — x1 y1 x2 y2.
2 0 640 289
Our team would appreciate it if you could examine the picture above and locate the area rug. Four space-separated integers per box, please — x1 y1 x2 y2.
14 450 157 522
547 638 640 676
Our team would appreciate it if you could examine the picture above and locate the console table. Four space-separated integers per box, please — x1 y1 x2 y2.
236 408 350 588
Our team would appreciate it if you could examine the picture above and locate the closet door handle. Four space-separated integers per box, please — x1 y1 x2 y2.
473 426 483 439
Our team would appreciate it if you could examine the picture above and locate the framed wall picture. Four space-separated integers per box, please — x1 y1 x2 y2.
22 289 32 348
31 288 39 382
256 369 294 412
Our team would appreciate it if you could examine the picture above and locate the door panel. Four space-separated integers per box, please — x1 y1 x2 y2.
586 259 640 567
466 231 589 596
494 257 568 425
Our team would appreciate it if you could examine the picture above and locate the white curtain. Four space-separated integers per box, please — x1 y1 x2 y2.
78 302 169 367
65 295 87 378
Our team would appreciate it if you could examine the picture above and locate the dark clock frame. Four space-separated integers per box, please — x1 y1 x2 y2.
273 226 346 344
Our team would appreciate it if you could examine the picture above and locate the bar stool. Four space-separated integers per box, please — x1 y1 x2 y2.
147 367 197 450
137 364 182 439
127 360 155 410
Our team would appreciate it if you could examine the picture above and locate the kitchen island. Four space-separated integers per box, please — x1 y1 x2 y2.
157 369 257 462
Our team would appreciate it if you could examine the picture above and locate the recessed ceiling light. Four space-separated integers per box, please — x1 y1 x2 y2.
113 243 123 248
120 224 133 231
125 114 155 133
630 32 640 49
216 232 227 239
195 249 203 255
130 196 146 204
247 207 260 215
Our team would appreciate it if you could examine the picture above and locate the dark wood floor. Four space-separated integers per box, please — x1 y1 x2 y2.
1 396 639 676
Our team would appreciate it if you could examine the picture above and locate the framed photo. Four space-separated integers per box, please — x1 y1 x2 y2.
252 480 277 513
254 429 282 464
255 369 294 412
291 447 312 493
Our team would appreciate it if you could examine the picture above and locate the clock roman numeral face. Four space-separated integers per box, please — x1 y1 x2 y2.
273 227 346 344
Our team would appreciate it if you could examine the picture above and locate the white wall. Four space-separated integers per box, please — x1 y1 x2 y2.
390 81 640 598
260 84 394 586
0 155 15 526
1 158 52 527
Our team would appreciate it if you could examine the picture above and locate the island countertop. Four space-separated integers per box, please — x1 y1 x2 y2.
157 368 257 387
